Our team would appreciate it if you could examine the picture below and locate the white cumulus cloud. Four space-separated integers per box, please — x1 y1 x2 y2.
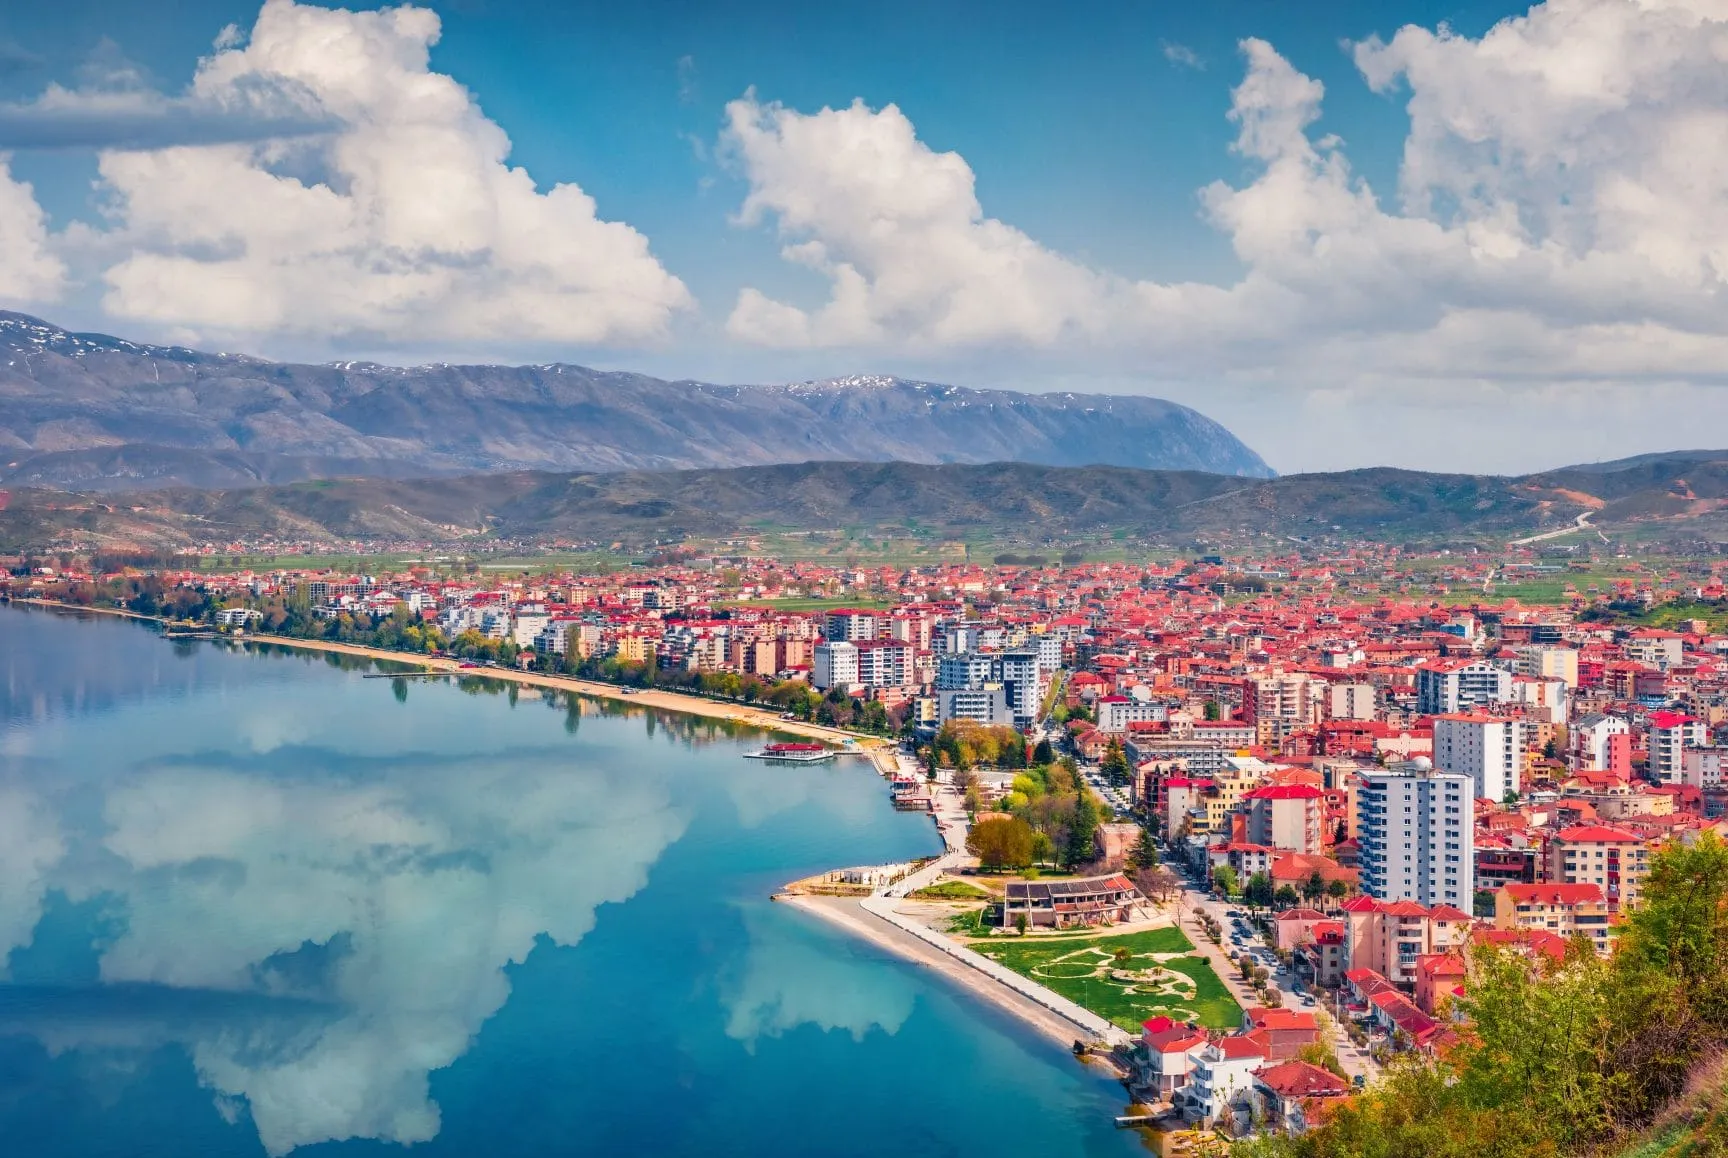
0 157 67 305
722 95 1119 350
722 0 1728 455
87 0 690 348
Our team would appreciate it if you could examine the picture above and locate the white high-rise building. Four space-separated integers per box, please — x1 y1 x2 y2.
998 650 1046 728
1432 714 1524 802
1649 710 1708 785
1416 660 1513 715
813 641 859 693
1358 759 1474 908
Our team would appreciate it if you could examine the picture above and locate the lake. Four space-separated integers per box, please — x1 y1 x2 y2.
0 607 1145 1157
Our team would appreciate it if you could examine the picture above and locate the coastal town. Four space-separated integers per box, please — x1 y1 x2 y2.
9 540 1728 1153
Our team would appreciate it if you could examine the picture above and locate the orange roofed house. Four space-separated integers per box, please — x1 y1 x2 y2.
1494 882 1614 955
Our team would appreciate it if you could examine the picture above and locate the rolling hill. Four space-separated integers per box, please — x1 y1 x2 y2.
8 454 1728 552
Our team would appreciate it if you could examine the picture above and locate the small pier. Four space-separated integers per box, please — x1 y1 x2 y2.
743 742 838 764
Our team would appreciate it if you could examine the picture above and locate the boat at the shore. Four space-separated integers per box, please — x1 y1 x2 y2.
743 741 837 764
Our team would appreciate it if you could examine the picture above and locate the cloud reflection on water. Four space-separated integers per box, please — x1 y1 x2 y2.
7 739 687 1155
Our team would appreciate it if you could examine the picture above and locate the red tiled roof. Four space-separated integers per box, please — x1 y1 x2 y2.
1245 1007 1320 1032
1503 882 1604 905
1218 1034 1270 1059
1276 907 1328 921
1554 824 1641 843
1243 784 1325 801
1254 1060 1352 1099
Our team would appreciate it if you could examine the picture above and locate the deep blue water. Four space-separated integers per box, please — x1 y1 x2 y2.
0 608 1143 1157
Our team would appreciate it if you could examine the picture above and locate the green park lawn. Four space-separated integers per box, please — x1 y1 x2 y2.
972 926 1242 1032
910 880 995 900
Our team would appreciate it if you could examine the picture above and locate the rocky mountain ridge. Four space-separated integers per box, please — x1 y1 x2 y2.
0 313 1274 488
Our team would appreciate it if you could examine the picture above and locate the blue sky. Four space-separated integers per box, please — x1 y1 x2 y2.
1 0 1726 474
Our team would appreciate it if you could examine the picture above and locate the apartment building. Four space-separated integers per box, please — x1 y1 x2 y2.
1571 713 1631 775
1649 710 1708 785
1097 695 1168 733
813 640 859 692
1513 645 1579 688
1246 672 1322 746
1546 824 1650 910
853 639 914 689
1241 784 1326 854
1340 895 1473 988
823 609 881 642
1684 746 1728 789
1416 659 1513 715
1328 683 1377 721
1432 714 1524 802
1357 760 1475 908
1495 883 1613 955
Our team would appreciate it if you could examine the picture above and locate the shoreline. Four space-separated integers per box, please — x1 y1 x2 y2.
11 599 894 765
778 893 1119 1058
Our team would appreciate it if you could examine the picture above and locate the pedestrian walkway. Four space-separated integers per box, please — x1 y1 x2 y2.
858 892 1130 1046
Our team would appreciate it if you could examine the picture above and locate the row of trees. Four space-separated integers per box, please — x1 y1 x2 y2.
932 720 1027 770
1212 865 1348 910
1240 834 1728 1158
45 578 912 737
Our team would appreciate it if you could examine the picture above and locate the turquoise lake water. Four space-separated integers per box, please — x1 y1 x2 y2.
0 607 1146 1156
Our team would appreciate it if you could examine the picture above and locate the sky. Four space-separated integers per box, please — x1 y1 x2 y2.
1 0 1726 476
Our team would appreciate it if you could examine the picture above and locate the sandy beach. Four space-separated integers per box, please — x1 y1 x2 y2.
778 893 1108 1053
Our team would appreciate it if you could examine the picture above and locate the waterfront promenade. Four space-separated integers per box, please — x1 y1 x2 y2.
786 774 1131 1052
14 600 894 765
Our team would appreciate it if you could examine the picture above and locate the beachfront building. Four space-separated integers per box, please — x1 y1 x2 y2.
1135 1017 1207 1099
1172 1037 1268 1128
1000 874 1151 929
813 640 859 693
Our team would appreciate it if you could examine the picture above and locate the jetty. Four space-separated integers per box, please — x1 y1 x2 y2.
743 741 838 764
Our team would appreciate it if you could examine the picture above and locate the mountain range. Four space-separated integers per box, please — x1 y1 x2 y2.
7 454 1728 552
0 312 1272 489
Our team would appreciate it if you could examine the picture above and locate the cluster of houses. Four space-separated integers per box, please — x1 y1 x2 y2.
1136 1009 1353 1134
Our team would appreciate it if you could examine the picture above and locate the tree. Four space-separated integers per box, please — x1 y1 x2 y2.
1101 739 1131 786
1135 866 1181 905
1326 878 1349 906
967 816 1035 871
1274 884 1301 910
1203 700 1222 721
1032 737 1055 765
1065 790 1100 869
1212 864 1238 898
1302 870 1326 906
1244 871 1275 910
1128 826 1160 872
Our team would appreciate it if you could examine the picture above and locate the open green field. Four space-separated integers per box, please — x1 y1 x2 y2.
715 596 897 612
184 551 634 575
972 926 1241 1032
